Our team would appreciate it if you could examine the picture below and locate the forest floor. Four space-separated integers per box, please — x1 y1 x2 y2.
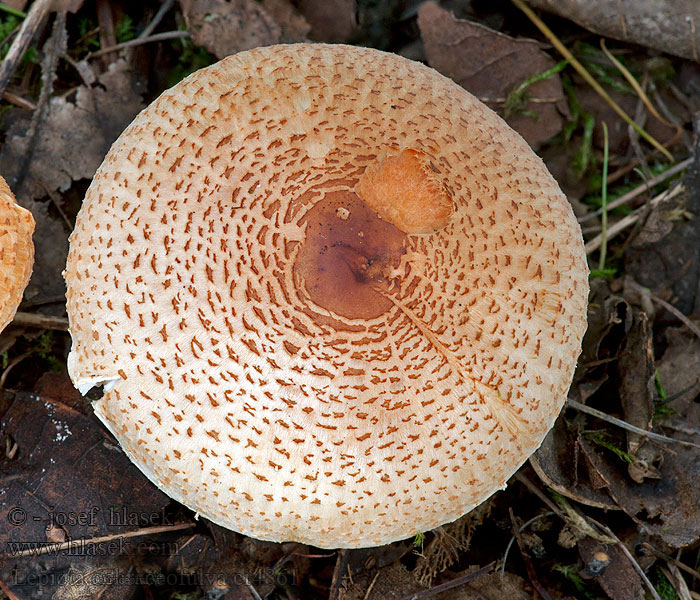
0 1 699 599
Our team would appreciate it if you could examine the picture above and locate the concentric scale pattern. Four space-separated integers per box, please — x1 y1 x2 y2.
65 44 588 548
0 176 34 333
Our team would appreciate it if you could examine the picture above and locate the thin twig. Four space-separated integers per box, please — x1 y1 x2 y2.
398 562 496 600
510 0 673 161
329 549 349 600
88 30 189 59
500 512 554 581
649 294 700 342
584 184 685 254
514 472 564 518
600 39 677 131
0 351 30 389
2 522 196 558
243 576 263 600
598 122 609 270
11 312 69 330
0 578 21 600
2 90 35 109
640 543 700 583
138 0 174 39
579 157 691 223
661 564 693 600
363 571 381 600
566 398 700 449
509 508 552 600
0 0 53 99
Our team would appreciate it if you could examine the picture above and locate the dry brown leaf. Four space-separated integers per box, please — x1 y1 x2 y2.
527 0 700 62
0 389 169 598
617 311 663 482
656 325 700 426
0 59 145 203
417 1 567 149
52 561 137 600
531 280 638 508
578 537 645 600
579 437 700 548
624 165 700 316
179 0 281 59
298 0 357 43
531 417 619 510
261 0 310 42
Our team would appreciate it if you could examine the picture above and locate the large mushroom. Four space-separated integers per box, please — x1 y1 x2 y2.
65 44 588 548
0 176 34 333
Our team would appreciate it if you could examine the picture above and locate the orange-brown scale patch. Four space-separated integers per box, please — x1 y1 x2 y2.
294 190 406 321
355 148 453 234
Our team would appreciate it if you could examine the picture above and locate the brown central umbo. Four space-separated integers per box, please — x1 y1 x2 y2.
294 190 407 321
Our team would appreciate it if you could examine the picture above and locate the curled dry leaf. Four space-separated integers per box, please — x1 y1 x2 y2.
52 560 137 600
418 1 567 149
526 0 700 62
531 280 632 508
179 0 281 58
531 416 619 510
617 311 663 483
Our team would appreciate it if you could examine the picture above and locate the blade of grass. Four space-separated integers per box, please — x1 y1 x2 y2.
0 4 25 18
504 58 569 117
598 122 609 270
510 0 674 162
600 39 677 130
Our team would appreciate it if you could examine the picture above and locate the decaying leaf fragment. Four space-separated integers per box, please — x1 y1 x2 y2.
617 311 663 483
0 59 145 202
0 385 169 599
578 537 645 600
418 1 567 149
179 0 282 58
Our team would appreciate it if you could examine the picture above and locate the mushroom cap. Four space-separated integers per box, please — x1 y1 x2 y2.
65 44 588 548
0 176 34 333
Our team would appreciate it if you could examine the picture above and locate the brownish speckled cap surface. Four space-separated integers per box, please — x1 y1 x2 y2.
65 44 588 548
0 176 34 333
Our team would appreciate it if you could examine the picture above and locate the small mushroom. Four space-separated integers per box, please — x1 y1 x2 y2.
0 176 35 333
64 44 588 548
